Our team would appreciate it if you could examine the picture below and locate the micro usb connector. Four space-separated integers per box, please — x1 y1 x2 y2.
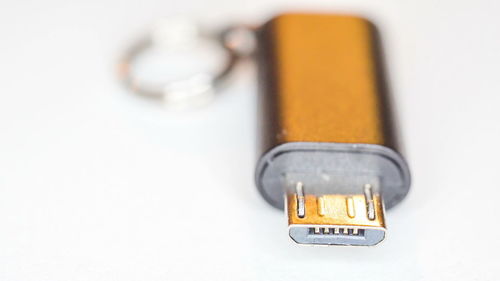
286 182 386 246
254 14 411 246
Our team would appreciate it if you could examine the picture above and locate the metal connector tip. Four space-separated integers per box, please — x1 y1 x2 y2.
286 183 386 246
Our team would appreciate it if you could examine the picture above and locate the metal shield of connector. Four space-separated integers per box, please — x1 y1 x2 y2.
287 183 386 246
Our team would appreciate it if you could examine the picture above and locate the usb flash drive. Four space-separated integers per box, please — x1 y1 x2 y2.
254 13 411 246
119 13 411 247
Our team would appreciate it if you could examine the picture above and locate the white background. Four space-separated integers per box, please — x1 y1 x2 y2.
1 0 499 280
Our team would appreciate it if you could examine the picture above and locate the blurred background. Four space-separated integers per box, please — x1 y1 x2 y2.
0 0 499 280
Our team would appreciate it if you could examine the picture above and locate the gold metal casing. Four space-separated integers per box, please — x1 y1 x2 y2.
255 13 410 210
257 13 397 151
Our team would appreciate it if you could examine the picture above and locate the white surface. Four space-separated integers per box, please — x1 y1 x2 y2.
0 0 499 280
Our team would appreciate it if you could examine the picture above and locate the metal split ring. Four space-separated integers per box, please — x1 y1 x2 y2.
118 18 255 107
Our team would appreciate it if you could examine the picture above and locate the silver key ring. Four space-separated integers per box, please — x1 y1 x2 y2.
118 18 255 107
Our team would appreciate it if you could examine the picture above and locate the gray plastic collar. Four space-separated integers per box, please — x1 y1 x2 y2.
255 142 411 210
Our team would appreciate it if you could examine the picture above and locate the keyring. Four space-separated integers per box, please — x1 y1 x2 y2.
118 18 254 107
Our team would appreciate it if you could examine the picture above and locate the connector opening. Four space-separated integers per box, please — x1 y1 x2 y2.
308 227 365 237
289 226 385 246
